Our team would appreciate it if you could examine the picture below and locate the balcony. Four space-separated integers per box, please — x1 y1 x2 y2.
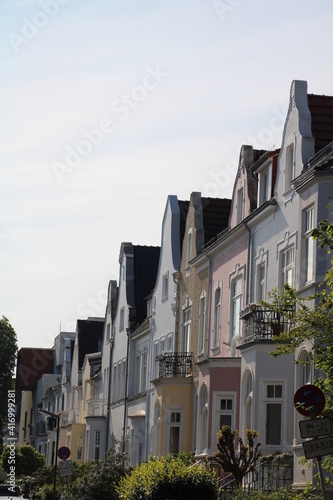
240 304 293 343
86 399 107 417
157 352 193 378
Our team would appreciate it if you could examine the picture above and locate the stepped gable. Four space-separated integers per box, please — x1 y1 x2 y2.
133 245 160 324
77 318 104 371
178 199 190 247
308 93 333 153
201 197 232 244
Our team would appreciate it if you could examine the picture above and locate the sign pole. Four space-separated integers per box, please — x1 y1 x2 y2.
66 475 70 500
316 456 327 500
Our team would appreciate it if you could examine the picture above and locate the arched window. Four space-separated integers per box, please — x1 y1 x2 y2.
243 369 253 431
198 385 208 454
153 400 161 456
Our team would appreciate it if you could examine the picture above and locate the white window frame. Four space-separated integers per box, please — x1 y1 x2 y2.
198 292 206 354
260 380 285 450
258 163 272 206
166 407 183 455
213 286 221 347
182 298 192 352
198 384 208 454
281 246 294 287
186 228 192 272
141 349 147 393
162 272 169 301
212 392 236 445
230 277 243 339
285 143 295 191
119 307 125 331
236 186 244 224
303 206 315 284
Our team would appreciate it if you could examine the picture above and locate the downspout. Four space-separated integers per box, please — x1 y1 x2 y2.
105 335 114 451
122 328 130 467
205 253 212 357
244 222 252 305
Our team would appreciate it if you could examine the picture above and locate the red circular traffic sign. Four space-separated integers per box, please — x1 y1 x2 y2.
58 446 71 460
294 384 325 417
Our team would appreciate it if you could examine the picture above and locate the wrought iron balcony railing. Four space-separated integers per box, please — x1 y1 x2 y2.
157 352 193 378
240 304 294 343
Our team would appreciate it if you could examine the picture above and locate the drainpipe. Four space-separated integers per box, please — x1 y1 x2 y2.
172 271 181 352
244 222 252 305
205 253 212 357
105 335 114 451
122 328 130 467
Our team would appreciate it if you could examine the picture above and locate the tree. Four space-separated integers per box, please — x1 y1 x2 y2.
69 449 125 500
214 425 261 488
261 217 333 418
117 452 220 500
1 444 45 476
0 316 17 452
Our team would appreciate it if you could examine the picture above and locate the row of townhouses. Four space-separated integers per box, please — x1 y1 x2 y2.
15 80 333 489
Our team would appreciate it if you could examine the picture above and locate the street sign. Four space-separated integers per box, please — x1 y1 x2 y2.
58 446 71 460
294 384 325 417
299 418 333 439
59 459 73 477
302 435 333 459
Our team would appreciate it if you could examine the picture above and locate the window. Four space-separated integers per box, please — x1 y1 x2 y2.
186 230 192 269
153 341 159 378
198 295 206 354
95 430 101 460
257 263 266 302
236 187 244 224
167 333 173 352
300 352 312 386
282 247 294 286
182 306 191 352
304 207 315 282
77 436 83 460
141 350 147 392
285 144 294 190
162 272 169 301
244 371 253 431
231 277 242 338
135 352 141 394
265 384 283 446
168 410 182 454
198 385 208 453
122 360 126 399
119 307 125 331
219 398 233 428
259 168 270 205
112 364 117 402
213 288 221 347
154 401 161 456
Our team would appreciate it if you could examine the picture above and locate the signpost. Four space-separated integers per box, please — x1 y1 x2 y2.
294 384 329 500
57 447 72 499
299 417 333 439
294 384 325 417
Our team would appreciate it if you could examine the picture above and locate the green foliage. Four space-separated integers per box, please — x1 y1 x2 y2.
215 426 261 487
0 316 17 452
1 444 45 476
117 452 219 500
69 449 125 500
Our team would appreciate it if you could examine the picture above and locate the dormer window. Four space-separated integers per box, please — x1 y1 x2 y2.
258 164 272 206
236 187 244 224
285 144 295 191
162 272 169 301
186 228 192 274
147 299 152 317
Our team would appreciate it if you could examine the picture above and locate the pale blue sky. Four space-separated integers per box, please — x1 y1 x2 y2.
1 0 333 348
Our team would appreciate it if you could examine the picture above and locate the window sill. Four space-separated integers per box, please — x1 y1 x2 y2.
211 345 220 356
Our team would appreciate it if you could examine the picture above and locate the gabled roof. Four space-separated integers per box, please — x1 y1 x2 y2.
77 318 104 371
308 94 333 153
133 245 160 325
201 197 232 244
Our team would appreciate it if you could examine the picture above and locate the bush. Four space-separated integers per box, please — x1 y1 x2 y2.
118 452 220 500
69 449 125 500
1 444 46 476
